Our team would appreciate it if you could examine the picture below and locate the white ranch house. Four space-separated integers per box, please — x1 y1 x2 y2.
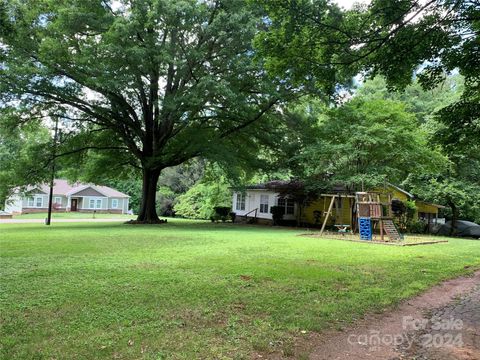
5 179 130 214
232 182 298 223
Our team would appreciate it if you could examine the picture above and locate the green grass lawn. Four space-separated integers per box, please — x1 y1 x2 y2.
13 212 135 219
1 220 479 359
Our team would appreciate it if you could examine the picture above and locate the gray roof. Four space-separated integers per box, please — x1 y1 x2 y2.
246 180 415 198
387 183 414 199
246 180 302 190
28 179 130 198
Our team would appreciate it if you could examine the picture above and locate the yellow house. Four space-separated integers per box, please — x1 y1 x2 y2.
301 194 355 226
300 183 443 229
375 184 444 223
234 181 444 232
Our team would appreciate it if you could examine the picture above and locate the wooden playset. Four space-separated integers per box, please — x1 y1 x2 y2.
319 190 402 242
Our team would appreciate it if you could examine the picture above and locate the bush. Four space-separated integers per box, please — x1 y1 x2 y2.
391 199 406 216
214 206 230 217
229 212 236 223
270 205 284 226
407 220 427 234
392 200 417 232
212 206 231 222
156 186 176 217
174 180 231 219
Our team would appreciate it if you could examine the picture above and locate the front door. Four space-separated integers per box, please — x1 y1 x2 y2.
71 199 78 211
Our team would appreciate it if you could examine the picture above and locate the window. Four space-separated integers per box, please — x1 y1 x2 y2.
54 197 62 205
260 194 269 213
277 197 295 215
89 198 103 209
286 199 295 215
111 199 119 209
27 195 46 207
278 198 286 214
418 212 433 223
235 193 245 211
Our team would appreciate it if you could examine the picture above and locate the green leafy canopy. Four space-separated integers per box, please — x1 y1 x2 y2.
0 0 294 221
294 97 446 190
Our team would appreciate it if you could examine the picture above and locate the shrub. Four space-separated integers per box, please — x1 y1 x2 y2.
407 220 427 234
270 205 284 226
391 199 406 216
156 186 176 217
392 200 417 232
174 180 231 219
212 206 231 222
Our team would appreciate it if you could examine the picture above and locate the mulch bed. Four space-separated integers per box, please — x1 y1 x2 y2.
300 232 448 246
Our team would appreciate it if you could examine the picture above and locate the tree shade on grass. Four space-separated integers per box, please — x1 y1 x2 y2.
1 220 479 359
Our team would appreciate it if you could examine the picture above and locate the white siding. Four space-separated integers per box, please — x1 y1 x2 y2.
108 197 128 213
4 190 129 214
232 190 297 220
4 194 22 213
79 197 128 213
82 196 107 210
52 195 67 208
232 190 276 220
22 194 48 209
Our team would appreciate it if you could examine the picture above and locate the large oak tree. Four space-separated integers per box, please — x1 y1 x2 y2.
0 0 289 222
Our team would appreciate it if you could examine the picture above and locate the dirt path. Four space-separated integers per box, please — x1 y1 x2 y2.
303 270 480 360
399 285 480 360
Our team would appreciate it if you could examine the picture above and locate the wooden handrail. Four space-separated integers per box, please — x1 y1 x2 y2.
244 208 258 219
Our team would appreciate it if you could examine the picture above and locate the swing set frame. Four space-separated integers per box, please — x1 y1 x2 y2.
318 191 401 242
318 193 355 236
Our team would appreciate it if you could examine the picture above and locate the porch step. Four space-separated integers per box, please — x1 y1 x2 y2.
235 216 257 224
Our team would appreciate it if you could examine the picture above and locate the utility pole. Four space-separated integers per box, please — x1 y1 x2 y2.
46 117 59 226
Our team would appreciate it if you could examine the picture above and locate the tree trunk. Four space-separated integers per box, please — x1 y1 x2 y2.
136 167 162 223
447 199 458 236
